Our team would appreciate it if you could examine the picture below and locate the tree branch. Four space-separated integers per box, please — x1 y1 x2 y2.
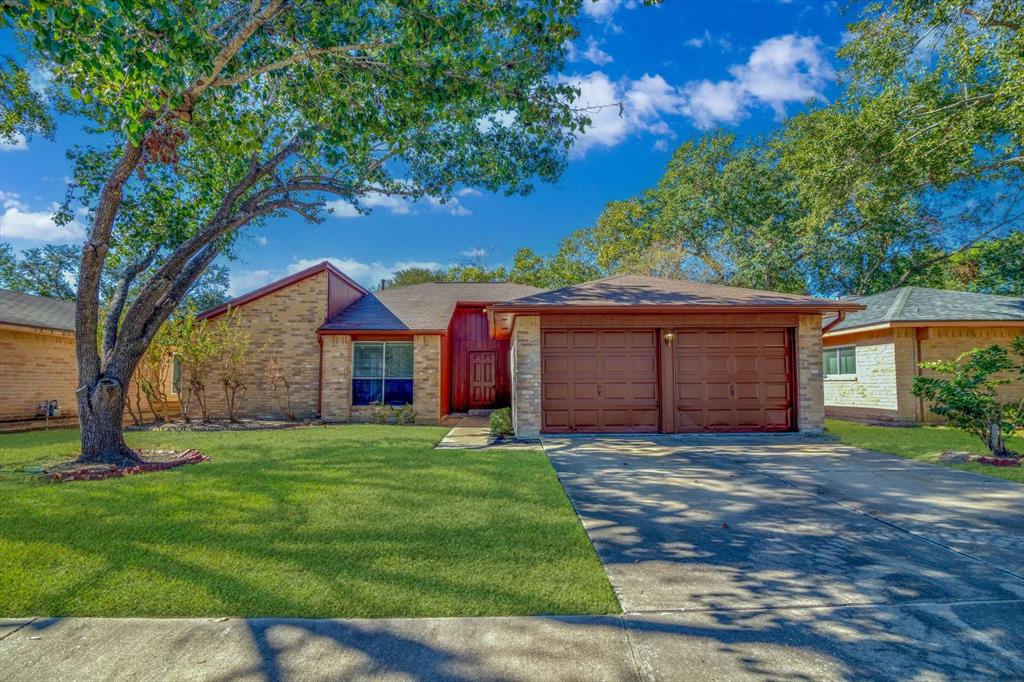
209 44 389 87
102 244 159 361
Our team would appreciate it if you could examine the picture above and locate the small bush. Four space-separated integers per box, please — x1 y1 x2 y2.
490 407 513 439
368 402 391 424
395 403 416 425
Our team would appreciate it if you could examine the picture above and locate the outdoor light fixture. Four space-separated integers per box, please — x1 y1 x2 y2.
664 331 675 343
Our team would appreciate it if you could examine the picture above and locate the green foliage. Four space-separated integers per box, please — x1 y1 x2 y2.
912 338 1024 456
943 233 1024 296
490 407 513 439
387 267 444 288
0 243 79 299
394 403 416 425
0 56 53 145
165 308 219 422
213 308 253 421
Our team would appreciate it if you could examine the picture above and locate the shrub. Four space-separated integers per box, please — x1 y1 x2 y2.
490 407 513 439
394 403 416 425
912 336 1024 457
368 402 391 424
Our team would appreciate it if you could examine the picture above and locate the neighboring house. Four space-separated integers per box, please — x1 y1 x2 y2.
0 288 180 428
0 289 79 423
822 287 1024 424
199 265 859 436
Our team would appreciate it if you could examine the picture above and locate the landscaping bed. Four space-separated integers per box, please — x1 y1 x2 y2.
43 449 210 482
127 418 320 432
0 425 617 618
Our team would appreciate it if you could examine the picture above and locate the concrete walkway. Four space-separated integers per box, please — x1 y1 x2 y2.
5 601 1023 681
435 415 492 449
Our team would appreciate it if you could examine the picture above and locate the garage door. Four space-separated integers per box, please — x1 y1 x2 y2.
673 328 793 432
541 329 659 433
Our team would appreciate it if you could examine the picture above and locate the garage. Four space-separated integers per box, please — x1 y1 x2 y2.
488 274 863 438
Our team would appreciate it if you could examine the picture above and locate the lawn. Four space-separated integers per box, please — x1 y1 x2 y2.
825 419 1024 484
0 425 618 618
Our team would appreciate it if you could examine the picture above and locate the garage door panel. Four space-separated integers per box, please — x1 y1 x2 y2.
542 328 660 433
543 330 570 349
543 383 569 401
672 328 794 433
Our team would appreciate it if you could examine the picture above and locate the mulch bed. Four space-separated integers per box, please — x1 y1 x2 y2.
44 449 210 482
127 418 319 432
941 450 1021 467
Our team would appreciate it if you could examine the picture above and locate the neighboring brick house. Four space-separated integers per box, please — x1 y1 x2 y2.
0 289 79 424
0 288 181 428
822 287 1024 424
202 265 859 436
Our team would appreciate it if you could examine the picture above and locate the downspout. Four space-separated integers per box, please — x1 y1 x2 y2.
316 332 324 418
822 310 846 334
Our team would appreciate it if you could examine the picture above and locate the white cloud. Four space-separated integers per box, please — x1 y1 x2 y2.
228 257 444 296
562 71 683 155
461 247 488 259
685 30 711 48
456 187 482 197
567 36 614 65
582 0 623 22
326 189 471 218
1 133 28 152
254 235 269 246
681 34 834 128
0 192 85 243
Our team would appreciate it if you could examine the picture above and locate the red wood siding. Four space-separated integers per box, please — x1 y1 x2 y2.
450 307 510 412
326 271 365 321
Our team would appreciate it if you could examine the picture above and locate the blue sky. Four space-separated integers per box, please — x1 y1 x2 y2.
0 0 850 296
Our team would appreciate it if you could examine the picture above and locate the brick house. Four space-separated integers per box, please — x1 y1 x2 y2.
199 265 859 436
0 289 79 424
0 288 180 428
822 287 1024 424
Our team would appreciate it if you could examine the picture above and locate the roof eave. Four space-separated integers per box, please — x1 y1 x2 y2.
824 318 1024 338
488 302 866 314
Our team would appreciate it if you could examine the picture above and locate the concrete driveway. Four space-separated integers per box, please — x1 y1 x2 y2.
544 434 1024 680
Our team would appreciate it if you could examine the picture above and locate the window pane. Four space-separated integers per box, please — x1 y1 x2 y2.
353 343 384 378
384 379 413 405
839 347 857 374
352 379 383 405
385 343 414 378
823 350 839 376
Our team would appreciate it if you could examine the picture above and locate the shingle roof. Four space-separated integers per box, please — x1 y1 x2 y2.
492 274 858 311
828 286 1024 332
0 289 76 332
321 281 546 331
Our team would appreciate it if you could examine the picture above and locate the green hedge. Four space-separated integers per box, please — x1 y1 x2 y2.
490 407 513 438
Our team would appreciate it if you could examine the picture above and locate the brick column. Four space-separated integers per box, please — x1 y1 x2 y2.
320 334 352 422
511 315 541 438
796 315 825 433
413 334 441 424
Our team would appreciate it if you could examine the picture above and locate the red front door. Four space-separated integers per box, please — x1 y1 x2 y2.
469 351 497 408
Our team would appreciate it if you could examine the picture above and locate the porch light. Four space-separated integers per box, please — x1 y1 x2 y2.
663 331 674 343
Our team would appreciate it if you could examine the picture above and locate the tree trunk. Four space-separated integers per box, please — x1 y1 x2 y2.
76 377 143 466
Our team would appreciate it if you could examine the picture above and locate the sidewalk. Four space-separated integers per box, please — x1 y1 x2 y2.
5 599 1022 681
434 415 492 449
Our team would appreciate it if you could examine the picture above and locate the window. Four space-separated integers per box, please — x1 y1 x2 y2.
823 346 856 377
352 342 414 405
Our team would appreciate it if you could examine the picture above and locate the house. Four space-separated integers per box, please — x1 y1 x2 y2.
0 288 181 429
822 286 1024 424
0 289 79 424
198 265 860 436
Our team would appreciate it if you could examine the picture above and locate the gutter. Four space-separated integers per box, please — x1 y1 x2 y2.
821 310 846 334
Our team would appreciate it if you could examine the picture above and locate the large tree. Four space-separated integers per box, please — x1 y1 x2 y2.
6 0 586 465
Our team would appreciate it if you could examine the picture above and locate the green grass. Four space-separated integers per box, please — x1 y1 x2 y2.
0 425 618 618
825 419 1024 484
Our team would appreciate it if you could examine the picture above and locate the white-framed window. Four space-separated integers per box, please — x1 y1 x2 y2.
171 354 182 395
352 341 414 405
823 345 856 377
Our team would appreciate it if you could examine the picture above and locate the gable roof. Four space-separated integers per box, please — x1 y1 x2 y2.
320 281 546 332
0 289 76 332
491 274 862 312
826 286 1024 334
198 260 367 320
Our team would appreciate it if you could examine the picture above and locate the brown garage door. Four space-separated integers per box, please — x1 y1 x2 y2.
541 329 659 433
673 328 793 432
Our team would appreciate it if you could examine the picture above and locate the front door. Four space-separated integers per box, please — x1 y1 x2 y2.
469 351 497 408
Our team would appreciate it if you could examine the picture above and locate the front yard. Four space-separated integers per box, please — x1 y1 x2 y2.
826 419 1024 484
0 425 618 619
